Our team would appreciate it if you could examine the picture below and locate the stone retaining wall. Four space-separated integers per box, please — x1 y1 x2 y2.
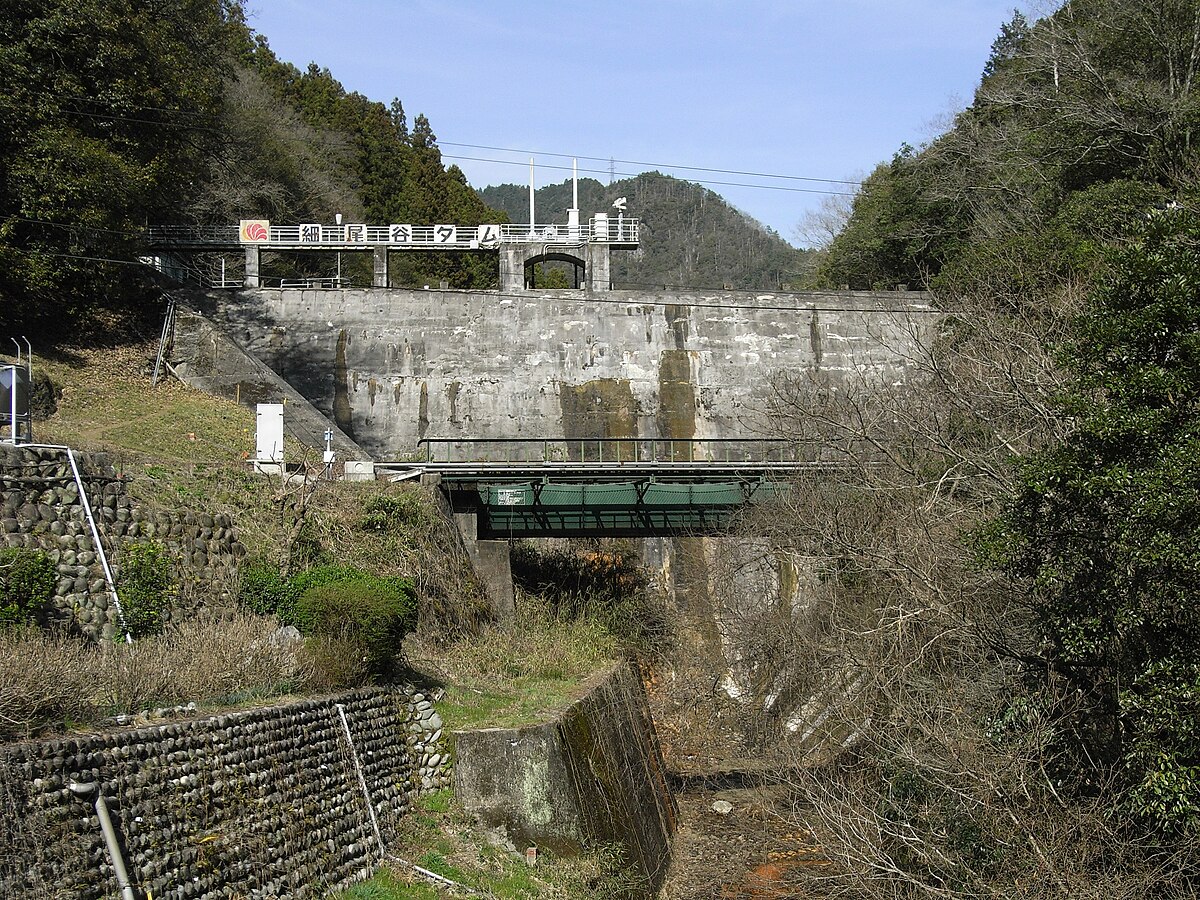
0 445 244 640
0 686 450 899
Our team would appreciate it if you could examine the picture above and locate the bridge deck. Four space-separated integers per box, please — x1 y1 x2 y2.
378 439 832 537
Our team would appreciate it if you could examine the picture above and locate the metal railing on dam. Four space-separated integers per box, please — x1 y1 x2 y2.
416 437 810 465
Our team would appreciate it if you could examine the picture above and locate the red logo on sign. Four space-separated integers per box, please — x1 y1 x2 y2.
245 223 268 241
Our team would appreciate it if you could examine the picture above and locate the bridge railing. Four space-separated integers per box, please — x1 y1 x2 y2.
416 438 814 465
148 225 240 244
147 220 639 247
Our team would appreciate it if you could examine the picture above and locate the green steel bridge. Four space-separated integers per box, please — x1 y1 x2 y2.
377 438 834 538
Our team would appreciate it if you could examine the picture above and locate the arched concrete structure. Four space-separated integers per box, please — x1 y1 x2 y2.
523 250 586 289
500 242 612 292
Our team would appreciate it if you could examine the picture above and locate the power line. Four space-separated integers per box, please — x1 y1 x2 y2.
442 154 857 197
4 245 152 267
441 141 862 187
55 107 224 133
7 215 146 238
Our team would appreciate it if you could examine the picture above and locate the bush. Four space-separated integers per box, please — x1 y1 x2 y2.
117 542 174 639
358 490 429 532
0 626 94 740
289 564 372 597
294 574 416 682
0 612 307 740
237 564 297 619
0 548 56 627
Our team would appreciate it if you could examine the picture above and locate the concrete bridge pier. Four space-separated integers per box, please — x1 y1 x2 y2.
373 247 389 287
243 246 260 288
453 511 515 623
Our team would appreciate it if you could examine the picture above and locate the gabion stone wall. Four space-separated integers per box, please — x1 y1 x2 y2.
0 445 244 639
0 687 451 899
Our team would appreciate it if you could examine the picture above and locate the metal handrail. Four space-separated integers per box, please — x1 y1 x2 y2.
415 437 813 465
146 219 639 248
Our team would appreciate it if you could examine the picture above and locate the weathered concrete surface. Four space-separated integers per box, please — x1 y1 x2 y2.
170 284 937 739
452 510 515 621
453 660 676 895
170 304 366 458
181 287 933 458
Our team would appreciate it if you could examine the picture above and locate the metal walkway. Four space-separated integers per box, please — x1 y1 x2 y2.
378 439 828 538
146 220 640 251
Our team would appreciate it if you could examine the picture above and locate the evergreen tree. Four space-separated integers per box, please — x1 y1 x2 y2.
992 207 1200 833
0 0 232 337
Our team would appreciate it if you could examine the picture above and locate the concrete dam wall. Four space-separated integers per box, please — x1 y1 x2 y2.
181 287 933 457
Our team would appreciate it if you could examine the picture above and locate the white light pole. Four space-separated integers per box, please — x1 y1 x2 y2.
335 213 343 286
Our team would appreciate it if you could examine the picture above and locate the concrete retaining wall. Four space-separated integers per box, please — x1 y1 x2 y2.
181 287 933 457
453 660 675 896
0 446 244 640
0 687 450 899
168 304 366 459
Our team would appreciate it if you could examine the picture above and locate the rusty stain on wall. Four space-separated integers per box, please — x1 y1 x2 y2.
558 379 639 460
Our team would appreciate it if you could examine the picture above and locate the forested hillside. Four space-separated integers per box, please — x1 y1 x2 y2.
480 172 814 290
751 2 1200 895
814 2 1190 294
0 1 506 341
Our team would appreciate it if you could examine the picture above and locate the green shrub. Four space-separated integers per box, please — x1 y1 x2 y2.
237 564 297 619
116 543 174 639
358 490 429 532
289 564 371 597
298 632 373 691
0 549 56 628
294 574 416 680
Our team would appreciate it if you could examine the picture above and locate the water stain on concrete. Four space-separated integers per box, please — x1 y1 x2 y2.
664 305 691 349
809 312 823 366
657 350 697 442
447 381 461 424
558 379 639 460
418 381 429 440
333 329 355 439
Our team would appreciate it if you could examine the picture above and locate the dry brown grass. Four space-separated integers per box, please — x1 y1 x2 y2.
0 629 95 743
0 612 311 742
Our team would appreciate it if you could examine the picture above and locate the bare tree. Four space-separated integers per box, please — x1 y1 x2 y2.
795 190 859 251
691 271 1200 894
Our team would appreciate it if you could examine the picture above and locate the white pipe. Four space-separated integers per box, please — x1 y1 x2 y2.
8 364 15 443
335 704 483 895
28 444 130 641
22 337 32 443
336 703 385 857
69 782 137 900
528 157 535 232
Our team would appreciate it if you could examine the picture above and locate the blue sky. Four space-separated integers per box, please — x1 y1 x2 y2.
245 1 1033 245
